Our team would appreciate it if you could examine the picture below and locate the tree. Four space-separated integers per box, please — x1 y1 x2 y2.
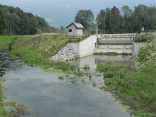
60 25 65 33
110 6 120 33
133 5 148 31
0 5 7 34
96 9 106 32
105 8 113 33
121 5 133 32
75 10 94 29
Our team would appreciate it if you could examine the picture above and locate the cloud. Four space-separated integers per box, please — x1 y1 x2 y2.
66 4 73 9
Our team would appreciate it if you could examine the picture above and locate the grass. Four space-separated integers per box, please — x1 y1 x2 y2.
0 77 10 117
10 33 80 70
0 35 32 52
135 33 155 42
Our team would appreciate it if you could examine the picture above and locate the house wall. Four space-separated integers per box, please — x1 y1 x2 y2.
77 29 83 35
67 24 83 36
67 25 77 35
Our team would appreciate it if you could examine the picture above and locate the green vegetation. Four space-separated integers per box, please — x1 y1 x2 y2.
0 35 31 52
0 80 10 117
58 76 64 80
10 34 79 70
135 33 155 42
92 81 96 87
96 33 156 116
76 5 156 34
0 5 7 34
81 64 90 71
1 5 63 35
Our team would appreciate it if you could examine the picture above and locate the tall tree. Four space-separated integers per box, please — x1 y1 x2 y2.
96 9 106 32
75 10 94 29
110 6 120 33
0 5 7 34
133 5 148 31
121 5 133 32
105 8 113 33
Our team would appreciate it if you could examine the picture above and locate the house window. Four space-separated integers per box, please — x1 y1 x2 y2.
69 29 72 32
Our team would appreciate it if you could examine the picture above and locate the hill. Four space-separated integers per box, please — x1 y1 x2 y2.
1 5 60 35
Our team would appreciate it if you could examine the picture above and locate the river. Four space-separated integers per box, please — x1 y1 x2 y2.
0 53 133 117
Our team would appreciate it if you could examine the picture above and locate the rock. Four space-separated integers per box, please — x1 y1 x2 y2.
50 44 77 62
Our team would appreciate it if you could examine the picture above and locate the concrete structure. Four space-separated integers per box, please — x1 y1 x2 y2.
132 42 144 57
68 35 97 57
67 33 142 58
97 33 138 45
66 22 84 36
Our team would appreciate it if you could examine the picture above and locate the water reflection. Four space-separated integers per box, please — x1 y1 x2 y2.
1 53 133 117
73 55 132 74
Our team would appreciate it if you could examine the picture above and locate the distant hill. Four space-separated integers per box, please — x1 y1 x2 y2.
1 5 60 35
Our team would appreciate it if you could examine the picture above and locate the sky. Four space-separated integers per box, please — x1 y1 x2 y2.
1 0 156 28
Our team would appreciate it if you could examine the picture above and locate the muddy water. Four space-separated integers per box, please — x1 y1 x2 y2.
1 53 133 117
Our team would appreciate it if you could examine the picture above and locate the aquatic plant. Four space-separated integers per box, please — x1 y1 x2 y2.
58 76 64 80
9 104 31 116
92 81 96 87
81 78 85 83
0 84 10 117
81 64 90 71
70 65 76 71
95 74 102 77
89 75 92 80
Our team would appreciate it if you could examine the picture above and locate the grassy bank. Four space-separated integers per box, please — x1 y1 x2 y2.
0 35 33 116
10 33 80 70
0 77 9 117
0 36 29 52
96 33 156 116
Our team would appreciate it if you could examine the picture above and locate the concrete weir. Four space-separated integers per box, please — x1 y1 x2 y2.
69 33 143 58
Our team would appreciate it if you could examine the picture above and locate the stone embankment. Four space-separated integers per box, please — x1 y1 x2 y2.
50 44 77 62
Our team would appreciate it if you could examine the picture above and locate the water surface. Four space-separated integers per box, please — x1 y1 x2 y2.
1 53 133 117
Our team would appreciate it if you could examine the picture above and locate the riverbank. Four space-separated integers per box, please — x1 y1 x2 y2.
10 33 79 70
0 80 9 117
1 33 156 116
0 36 32 52
96 33 156 117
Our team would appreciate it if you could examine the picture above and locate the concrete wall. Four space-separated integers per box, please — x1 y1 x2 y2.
67 24 83 36
132 42 144 57
69 35 97 58
98 45 132 49
99 33 138 37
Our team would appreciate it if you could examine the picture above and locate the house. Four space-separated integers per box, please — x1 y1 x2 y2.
66 22 84 36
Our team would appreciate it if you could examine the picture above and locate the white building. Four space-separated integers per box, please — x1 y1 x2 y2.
66 22 84 36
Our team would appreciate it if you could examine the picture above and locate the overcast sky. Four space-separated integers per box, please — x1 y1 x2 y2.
1 0 156 27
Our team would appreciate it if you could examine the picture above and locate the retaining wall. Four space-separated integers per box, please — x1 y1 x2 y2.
69 35 97 58
132 42 144 57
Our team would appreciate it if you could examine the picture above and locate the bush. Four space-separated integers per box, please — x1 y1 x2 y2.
135 33 154 42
